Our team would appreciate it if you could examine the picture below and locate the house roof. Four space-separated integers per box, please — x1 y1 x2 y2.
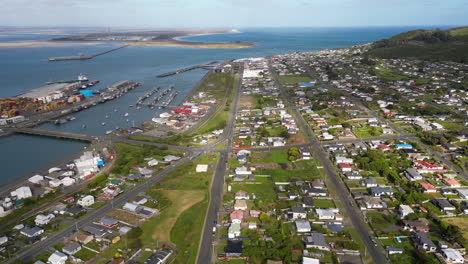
291 204 306 214
304 232 328 248
62 241 81 254
225 240 243 254
295 220 311 230
420 182 436 190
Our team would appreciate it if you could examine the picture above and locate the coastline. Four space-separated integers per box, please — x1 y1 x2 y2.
0 29 253 49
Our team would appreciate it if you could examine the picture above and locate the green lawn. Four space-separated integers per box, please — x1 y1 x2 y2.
74 248 96 261
353 127 382 138
366 211 397 230
313 199 335 208
230 182 277 204
373 64 410 81
252 150 289 164
438 121 466 132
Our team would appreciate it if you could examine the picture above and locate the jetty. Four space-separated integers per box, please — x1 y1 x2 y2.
136 86 160 105
156 61 217 78
147 85 174 107
48 46 127 62
13 128 99 142
160 90 179 108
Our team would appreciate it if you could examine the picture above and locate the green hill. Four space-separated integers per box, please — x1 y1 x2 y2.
366 26 468 63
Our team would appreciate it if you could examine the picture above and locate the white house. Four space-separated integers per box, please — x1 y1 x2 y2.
35 214 55 226
123 202 142 213
295 220 311 232
228 223 241 238
235 166 252 175
0 236 8 246
11 186 32 199
316 208 335 220
399 205 414 218
441 248 464 263
77 195 95 207
48 251 68 264
196 164 208 173
28 175 44 185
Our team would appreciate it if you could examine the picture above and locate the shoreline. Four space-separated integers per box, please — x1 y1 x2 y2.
0 29 253 49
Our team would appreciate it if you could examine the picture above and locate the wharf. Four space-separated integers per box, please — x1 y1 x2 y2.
48 45 127 62
13 128 99 142
156 61 217 78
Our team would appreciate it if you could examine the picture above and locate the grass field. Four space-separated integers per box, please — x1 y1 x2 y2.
437 121 466 131
366 211 397 230
278 75 311 84
442 215 468 241
251 150 289 164
353 127 382 138
313 199 335 208
374 65 410 81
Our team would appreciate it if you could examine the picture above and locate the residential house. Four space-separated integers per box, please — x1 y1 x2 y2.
235 166 252 175
364 196 384 209
302 197 314 208
316 208 335 220
312 179 325 189
432 199 456 212
249 210 261 218
386 246 404 255
304 188 327 197
77 195 95 207
345 171 363 180
230 210 244 223
228 223 241 238
48 251 68 264
225 241 243 257
420 182 437 193
82 225 107 238
370 187 394 197
235 190 249 200
291 204 307 220
75 232 94 245
304 232 329 251
62 241 81 256
443 178 461 188
10 186 32 199
413 232 436 252
441 248 464 263
20 226 44 238
35 213 55 226
404 169 423 181
295 220 311 232
362 178 378 187
234 200 248 210
403 218 430 232
399 205 414 218
100 216 119 228
456 189 468 199
123 202 143 213
338 163 352 172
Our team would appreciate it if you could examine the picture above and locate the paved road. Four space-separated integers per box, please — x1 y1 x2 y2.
269 59 388 264
196 63 243 264
8 155 192 264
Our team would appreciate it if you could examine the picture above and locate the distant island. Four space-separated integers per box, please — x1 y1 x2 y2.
366 26 468 63
50 29 255 49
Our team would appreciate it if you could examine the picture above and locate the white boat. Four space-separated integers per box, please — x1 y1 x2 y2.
124 113 129 117
101 122 106 126
78 73 88 81
114 108 118 112
126 119 129 122
105 114 110 118
106 130 113 135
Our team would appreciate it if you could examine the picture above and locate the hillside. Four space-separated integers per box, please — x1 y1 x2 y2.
366 26 468 63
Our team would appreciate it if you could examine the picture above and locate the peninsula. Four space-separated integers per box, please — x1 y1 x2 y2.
50 29 255 49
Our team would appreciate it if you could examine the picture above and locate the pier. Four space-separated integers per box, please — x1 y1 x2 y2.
13 128 100 142
156 61 218 78
48 46 127 62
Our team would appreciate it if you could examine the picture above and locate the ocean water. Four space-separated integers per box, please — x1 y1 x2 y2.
0 26 439 185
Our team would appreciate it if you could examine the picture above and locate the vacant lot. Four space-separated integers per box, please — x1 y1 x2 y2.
278 75 311 84
442 216 468 241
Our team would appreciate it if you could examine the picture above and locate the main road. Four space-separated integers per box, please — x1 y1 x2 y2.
268 59 388 264
196 63 244 264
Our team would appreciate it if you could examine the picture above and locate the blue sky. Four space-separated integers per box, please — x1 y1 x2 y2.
1 0 467 28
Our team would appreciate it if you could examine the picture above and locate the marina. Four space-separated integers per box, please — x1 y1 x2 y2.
147 84 174 108
136 86 160 105
155 61 218 78
160 90 179 108
47 45 127 61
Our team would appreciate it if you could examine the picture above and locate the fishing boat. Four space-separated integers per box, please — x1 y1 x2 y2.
124 113 129 117
101 122 106 126
106 130 113 135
